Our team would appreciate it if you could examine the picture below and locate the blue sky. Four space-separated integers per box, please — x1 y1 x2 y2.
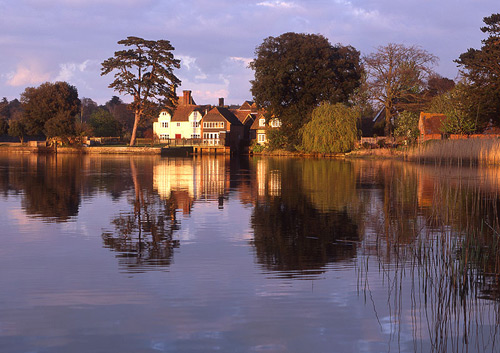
0 0 498 105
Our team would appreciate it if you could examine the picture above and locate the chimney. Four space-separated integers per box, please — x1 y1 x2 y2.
218 97 224 107
183 90 192 105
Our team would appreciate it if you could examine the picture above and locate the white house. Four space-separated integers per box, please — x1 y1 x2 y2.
153 90 209 141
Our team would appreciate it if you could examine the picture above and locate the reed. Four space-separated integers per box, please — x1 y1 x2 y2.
356 164 500 352
406 139 500 166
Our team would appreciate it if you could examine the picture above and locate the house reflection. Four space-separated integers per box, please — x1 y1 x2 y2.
153 156 231 211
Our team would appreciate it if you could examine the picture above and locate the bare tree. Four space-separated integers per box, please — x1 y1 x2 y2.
364 43 438 135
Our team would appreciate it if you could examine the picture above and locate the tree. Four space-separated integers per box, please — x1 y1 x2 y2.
20 81 80 138
44 111 76 141
301 103 359 153
0 98 23 122
105 96 134 135
89 108 122 137
80 97 99 123
8 120 26 143
0 118 8 135
455 13 500 125
250 32 362 148
101 36 181 146
428 83 477 135
363 43 438 136
425 74 455 97
393 111 420 144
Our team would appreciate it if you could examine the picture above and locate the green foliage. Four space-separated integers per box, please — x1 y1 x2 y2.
250 32 362 148
89 108 122 137
0 118 8 135
265 128 289 151
20 81 80 137
8 120 26 143
428 84 477 135
301 103 360 153
101 36 181 146
455 13 500 125
394 111 420 143
250 141 265 153
44 111 76 140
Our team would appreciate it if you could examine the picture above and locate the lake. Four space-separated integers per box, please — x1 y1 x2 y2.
0 153 499 353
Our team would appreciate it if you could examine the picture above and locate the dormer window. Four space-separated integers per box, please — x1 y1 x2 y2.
259 118 265 127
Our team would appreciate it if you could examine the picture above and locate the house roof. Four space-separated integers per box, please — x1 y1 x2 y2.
250 113 267 130
239 101 257 111
170 105 209 122
230 109 254 125
203 107 243 126
419 112 447 135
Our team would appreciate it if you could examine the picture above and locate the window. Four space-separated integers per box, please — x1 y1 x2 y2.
259 118 265 127
192 122 199 127
191 134 200 139
177 122 181 127
203 132 219 139
193 111 198 118
203 121 225 129
270 119 281 128
161 122 168 128
258 133 266 143
160 134 169 140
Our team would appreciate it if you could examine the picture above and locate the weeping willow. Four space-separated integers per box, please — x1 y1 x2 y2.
301 102 359 153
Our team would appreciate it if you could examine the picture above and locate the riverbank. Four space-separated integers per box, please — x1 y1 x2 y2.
0 144 163 155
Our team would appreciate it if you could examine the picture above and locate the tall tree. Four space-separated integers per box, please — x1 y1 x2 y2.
363 43 438 136
101 36 181 146
455 13 500 125
20 81 80 137
250 32 362 148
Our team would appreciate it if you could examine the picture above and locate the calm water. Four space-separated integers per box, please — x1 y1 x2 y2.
1 153 500 353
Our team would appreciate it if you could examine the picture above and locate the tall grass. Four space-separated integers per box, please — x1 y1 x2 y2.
357 163 500 352
407 139 500 166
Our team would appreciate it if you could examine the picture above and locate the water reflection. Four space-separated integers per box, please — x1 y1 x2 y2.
102 159 180 272
250 158 360 276
4 154 83 221
354 161 500 352
3 153 500 351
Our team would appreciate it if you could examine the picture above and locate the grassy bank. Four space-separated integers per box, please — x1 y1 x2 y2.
406 139 500 166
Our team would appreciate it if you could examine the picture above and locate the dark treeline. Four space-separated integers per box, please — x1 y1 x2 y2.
0 91 136 143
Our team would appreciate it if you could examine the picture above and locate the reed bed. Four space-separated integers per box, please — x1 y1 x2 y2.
407 139 500 166
357 166 500 352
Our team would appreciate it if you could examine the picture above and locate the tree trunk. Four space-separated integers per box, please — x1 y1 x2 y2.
129 111 140 146
384 105 392 137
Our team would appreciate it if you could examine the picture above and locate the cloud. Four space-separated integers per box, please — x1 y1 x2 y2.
256 1 297 9
229 57 253 67
55 60 91 82
6 63 50 87
178 55 197 71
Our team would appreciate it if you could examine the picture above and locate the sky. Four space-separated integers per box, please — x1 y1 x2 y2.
0 0 498 106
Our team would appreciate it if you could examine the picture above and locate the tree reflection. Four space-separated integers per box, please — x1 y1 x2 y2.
10 154 83 221
250 158 360 276
102 159 180 272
